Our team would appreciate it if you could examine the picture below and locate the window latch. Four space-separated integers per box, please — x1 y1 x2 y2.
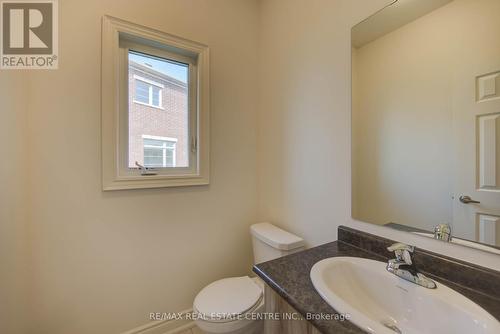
135 161 158 176
191 136 198 153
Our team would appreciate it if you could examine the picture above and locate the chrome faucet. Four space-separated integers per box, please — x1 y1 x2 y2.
386 243 436 289
434 223 452 242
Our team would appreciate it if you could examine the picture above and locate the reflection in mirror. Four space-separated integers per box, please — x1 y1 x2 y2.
351 0 500 254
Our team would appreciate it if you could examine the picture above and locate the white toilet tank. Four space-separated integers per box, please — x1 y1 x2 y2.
250 222 305 264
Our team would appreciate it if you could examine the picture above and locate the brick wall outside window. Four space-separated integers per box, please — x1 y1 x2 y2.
128 62 189 168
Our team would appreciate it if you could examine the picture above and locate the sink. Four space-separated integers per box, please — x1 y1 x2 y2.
310 257 500 334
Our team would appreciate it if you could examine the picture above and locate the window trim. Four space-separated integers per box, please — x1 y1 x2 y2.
101 15 210 190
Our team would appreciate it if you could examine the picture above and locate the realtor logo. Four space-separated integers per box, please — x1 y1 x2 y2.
1 0 58 69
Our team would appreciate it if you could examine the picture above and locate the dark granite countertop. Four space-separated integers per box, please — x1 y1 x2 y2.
254 240 381 333
253 226 500 334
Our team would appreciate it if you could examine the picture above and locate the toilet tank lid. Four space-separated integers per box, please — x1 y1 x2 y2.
250 222 304 250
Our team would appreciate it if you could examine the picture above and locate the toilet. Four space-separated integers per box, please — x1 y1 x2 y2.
193 222 305 334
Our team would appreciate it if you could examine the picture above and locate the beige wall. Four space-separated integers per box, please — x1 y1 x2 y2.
257 0 391 246
0 72 30 334
21 0 259 333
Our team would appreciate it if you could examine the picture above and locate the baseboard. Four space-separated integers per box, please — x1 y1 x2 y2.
120 308 196 334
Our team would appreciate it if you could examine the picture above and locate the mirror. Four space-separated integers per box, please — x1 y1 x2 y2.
352 0 500 254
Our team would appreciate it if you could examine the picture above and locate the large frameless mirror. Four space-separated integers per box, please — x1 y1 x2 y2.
351 0 500 254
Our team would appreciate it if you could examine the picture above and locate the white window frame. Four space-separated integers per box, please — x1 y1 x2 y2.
101 15 210 190
133 75 164 109
142 135 177 168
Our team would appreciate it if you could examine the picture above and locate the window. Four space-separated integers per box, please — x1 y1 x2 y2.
133 74 163 108
101 16 210 190
143 137 176 168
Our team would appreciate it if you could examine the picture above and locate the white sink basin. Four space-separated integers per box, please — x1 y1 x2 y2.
310 257 500 334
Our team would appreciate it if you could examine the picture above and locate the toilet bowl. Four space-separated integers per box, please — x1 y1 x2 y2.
193 223 304 334
194 276 265 334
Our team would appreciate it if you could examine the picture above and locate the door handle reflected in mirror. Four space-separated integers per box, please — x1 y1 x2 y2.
459 195 480 204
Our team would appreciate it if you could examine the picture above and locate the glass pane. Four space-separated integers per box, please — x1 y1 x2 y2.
165 148 174 167
152 85 161 107
135 80 150 104
128 50 189 168
144 147 162 157
144 147 164 167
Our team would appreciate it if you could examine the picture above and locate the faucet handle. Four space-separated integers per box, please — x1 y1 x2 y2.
434 223 452 242
387 242 414 252
387 243 414 265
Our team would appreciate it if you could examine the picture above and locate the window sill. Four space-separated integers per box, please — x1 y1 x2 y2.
102 173 209 190
132 100 164 110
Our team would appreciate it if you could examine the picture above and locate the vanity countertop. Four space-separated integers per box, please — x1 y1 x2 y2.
253 226 500 334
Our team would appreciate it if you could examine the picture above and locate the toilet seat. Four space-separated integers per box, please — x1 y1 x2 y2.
193 276 263 323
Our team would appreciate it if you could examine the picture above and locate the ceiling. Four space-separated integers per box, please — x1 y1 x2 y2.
352 0 454 48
